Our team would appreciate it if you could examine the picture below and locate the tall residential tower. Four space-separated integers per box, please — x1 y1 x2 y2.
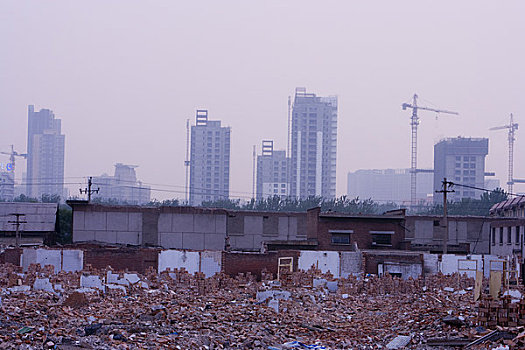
26 105 65 199
433 137 489 203
189 110 231 206
256 140 289 200
290 88 337 199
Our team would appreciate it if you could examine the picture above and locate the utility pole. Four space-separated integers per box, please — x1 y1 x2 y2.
79 177 100 202
8 213 27 248
252 145 256 199
185 118 190 204
435 178 454 254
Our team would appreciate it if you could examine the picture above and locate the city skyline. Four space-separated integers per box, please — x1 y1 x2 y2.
1 1 525 201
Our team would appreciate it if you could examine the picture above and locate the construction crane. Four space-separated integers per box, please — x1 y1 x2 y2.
0 145 27 175
490 114 519 194
402 94 459 208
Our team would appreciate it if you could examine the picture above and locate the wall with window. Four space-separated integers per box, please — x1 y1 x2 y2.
306 208 406 251
490 219 525 257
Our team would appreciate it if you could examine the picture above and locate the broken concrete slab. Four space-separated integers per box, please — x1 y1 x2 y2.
33 278 54 293
313 278 327 288
8 285 30 293
268 298 279 313
124 273 140 284
386 335 412 349
106 284 127 294
80 275 105 292
326 281 338 293
256 290 291 303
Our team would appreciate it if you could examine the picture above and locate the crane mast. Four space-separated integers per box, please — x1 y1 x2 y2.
402 94 459 208
490 114 519 194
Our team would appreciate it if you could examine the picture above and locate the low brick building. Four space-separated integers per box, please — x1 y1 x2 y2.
305 207 407 251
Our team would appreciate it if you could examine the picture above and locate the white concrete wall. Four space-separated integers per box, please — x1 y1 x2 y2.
62 250 84 272
423 253 439 274
200 251 222 277
298 251 340 278
158 250 200 274
21 248 84 273
73 211 142 245
384 262 422 280
440 254 502 278
340 251 362 278
158 250 222 277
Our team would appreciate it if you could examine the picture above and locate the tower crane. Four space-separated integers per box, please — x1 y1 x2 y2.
0 145 27 175
402 94 459 208
490 114 519 194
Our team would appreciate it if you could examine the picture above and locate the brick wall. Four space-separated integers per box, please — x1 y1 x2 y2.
83 246 159 274
316 216 405 251
222 250 300 280
0 248 21 265
363 252 423 276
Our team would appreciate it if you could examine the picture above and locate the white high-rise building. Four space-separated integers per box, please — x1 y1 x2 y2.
91 163 151 204
256 140 289 200
26 105 65 200
0 172 14 201
433 137 489 202
290 88 337 199
189 110 231 206
347 168 434 204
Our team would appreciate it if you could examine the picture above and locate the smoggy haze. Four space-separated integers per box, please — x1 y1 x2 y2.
1 1 524 200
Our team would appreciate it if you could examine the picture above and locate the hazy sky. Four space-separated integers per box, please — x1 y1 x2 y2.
1 1 524 201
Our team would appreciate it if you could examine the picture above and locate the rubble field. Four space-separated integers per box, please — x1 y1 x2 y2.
0 263 524 349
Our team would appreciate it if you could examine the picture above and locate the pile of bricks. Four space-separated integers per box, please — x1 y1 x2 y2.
0 262 489 349
477 295 525 328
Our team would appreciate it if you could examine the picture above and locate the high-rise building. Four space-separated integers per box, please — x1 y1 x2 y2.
26 105 65 200
189 110 230 206
290 88 337 199
433 137 489 202
256 140 289 200
347 168 434 204
0 172 14 201
91 163 151 204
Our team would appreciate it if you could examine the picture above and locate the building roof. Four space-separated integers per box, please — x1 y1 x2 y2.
0 202 57 232
319 212 405 220
490 196 525 213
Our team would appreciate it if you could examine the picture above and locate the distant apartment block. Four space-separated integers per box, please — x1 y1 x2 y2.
91 163 151 204
189 110 231 206
290 88 337 199
26 105 65 199
0 172 14 201
256 140 289 200
347 168 433 204
433 137 489 203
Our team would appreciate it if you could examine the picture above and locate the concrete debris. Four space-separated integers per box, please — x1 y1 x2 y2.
313 278 327 288
32 278 54 293
386 335 412 349
444 287 455 292
268 298 279 312
326 281 338 293
80 275 105 292
7 285 30 292
0 262 514 349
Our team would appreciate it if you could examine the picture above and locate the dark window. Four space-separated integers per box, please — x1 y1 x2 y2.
371 232 393 246
492 228 496 246
372 234 392 246
331 233 351 245
508 227 512 245
433 220 440 226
